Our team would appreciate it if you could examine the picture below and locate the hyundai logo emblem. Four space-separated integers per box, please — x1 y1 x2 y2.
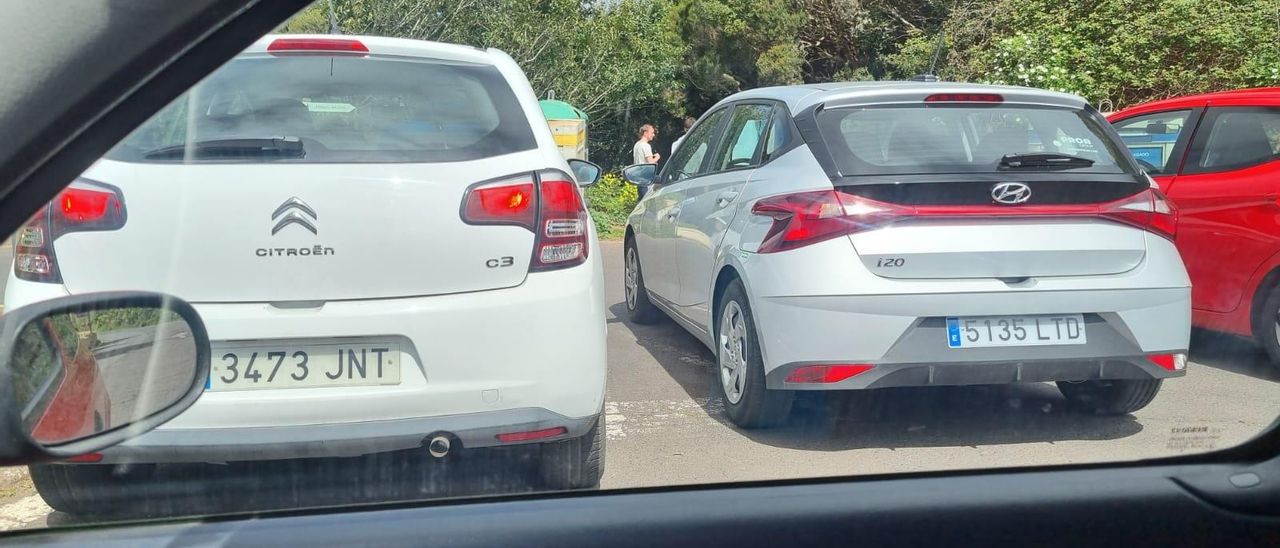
991 182 1031 205
271 197 318 235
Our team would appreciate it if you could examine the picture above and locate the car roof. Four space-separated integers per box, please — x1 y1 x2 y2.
718 81 1088 112
1110 87 1280 119
244 34 499 65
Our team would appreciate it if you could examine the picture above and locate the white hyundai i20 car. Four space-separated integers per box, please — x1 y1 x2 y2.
622 83 1190 428
6 35 608 509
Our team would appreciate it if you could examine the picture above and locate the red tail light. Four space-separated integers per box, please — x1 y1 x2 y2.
461 170 588 272
16 180 126 283
1148 353 1187 371
1099 188 1178 241
267 38 369 55
462 176 537 229
752 187 1178 253
784 364 874 384
752 191 910 253
532 173 588 271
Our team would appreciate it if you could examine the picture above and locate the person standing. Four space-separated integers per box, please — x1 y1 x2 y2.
672 116 695 155
632 124 661 165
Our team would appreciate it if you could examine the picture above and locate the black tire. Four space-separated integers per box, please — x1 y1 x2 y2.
29 463 145 515
623 238 663 324
1056 379 1163 415
539 414 604 490
716 279 793 428
1253 283 1280 365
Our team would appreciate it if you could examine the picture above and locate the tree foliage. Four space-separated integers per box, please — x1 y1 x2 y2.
275 0 1280 168
893 0 1280 108
294 0 685 169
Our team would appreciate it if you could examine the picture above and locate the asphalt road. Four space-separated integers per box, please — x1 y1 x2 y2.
0 239 1278 529
597 241 1280 486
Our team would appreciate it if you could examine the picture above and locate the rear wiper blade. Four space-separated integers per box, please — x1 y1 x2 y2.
998 152 1095 170
142 137 305 160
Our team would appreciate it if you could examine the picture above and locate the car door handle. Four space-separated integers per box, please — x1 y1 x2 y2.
666 207 681 220
716 190 740 207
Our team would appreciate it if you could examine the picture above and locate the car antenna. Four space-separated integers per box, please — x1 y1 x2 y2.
913 17 948 82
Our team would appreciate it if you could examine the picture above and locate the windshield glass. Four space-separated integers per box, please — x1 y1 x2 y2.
818 105 1131 176
2 0 1280 535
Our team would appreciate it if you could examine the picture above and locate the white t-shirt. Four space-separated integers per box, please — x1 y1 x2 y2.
633 140 653 165
672 135 685 155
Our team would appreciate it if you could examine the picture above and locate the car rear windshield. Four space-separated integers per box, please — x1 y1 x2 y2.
816 104 1133 176
105 55 537 163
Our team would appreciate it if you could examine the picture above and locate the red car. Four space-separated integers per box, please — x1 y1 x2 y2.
25 317 111 445
1109 88 1280 362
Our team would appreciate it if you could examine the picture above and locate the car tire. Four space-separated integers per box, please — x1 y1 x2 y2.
624 238 663 325
1056 379 1163 415
1253 283 1280 365
717 279 793 429
28 463 144 515
539 414 604 490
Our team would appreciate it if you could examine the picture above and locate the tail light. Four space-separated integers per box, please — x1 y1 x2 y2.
461 170 588 272
752 187 1178 254
1098 188 1178 241
1148 353 1187 372
924 93 1004 104
16 180 126 283
267 38 369 56
752 191 910 253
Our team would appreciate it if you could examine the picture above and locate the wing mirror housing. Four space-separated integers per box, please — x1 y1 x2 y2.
568 159 602 187
622 163 658 187
0 292 210 465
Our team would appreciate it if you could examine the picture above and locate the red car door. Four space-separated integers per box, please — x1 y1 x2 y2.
1165 106 1280 314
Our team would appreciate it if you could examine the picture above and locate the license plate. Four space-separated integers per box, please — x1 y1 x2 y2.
946 314 1086 348
208 342 402 392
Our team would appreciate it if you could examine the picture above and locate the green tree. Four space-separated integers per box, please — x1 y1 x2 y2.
891 0 1280 108
669 0 805 113
331 0 684 170
277 3 331 34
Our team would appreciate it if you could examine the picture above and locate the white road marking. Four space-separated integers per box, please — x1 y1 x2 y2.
605 398 725 441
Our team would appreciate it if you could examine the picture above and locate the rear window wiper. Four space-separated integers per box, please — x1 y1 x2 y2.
142 137 305 160
998 152 1095 170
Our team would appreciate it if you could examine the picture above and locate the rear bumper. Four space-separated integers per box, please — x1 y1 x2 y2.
739 235 1191 382
96 408 600 464
767 357 1184 390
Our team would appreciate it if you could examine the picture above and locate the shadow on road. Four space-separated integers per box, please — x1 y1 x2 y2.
1188 329 1280 383
609 302 1145 451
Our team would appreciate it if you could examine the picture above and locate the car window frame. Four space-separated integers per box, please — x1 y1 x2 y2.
760 103 801 164
707 101 776 175
1180 106 1280 175
656 105 732 187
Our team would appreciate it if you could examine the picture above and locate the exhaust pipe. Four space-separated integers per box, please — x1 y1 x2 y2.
427 435 451 458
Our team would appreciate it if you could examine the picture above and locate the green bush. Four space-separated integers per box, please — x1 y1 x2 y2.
584 173 639 239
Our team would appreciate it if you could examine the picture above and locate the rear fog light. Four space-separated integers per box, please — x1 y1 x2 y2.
496 426 568 443
784 364 874 383
1148 353 1186 371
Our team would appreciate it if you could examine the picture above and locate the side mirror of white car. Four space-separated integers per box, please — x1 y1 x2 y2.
568 159 602 187
0 292 210 466
622 163 657 187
